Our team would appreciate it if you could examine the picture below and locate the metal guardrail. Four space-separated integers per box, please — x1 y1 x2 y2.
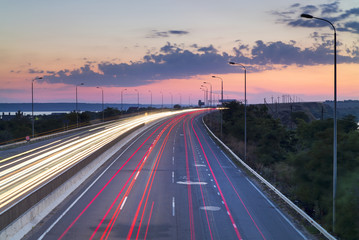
202 118 336 240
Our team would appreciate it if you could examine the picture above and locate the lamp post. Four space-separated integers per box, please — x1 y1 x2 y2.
134 89 139 108
76 83 84 128
203 82 212 107
121 88 127 111
31 77 42 138
178 93 182 106
200 88 206 107
169 92 173 107
201 85 208 106
212 75 224 138
229 61 247 162
301 13 337 231
96 87 104 122
160 91 164 108
148 90 152 108
189 94 192 107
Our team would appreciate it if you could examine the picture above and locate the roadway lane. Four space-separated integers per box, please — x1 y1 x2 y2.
25 110 308 240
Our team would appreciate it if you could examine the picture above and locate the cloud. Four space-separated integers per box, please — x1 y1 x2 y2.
168 30 189 35
29 69 44 74
338 21 359 34
41 41 359 87
273 2 359 35
146 30 189 38
320 2 341 15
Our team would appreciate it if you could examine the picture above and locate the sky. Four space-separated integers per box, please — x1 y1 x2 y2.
0 0 358 105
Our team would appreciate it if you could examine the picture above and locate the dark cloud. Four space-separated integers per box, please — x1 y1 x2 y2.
300 5 318 14
29 69 44 74
274 2 359 34
168 30 189 35
146 30 189 38
197 45 218 54
41 41 359 87
320 2 341 15
338 21 359 34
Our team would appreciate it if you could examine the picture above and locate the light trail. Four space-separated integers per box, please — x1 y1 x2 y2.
183 115 195 240
186 113 214 240
57 115 175 240
191 116 242 240
96 114 185 240
0 109 197 212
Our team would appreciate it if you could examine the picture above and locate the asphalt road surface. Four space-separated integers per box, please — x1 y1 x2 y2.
25 110 307 240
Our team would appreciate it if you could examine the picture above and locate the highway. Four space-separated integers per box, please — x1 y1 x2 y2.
0 110 193 212
20 109 308 240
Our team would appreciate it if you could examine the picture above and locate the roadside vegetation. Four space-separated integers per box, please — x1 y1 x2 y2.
205 101 359 240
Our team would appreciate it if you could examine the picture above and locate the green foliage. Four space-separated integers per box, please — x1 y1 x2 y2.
291 111 310 123
104 107 121 118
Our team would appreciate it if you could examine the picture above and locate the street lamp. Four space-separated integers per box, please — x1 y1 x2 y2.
134 89 139 108
200 88 206 107
169 92 173 107
31 77 42 138
201 85 208 106
148 90 152 108
96 87 104 122
203 82 212 107
301 13 337 231
212 75 224 138
229 61 247 163
160 91 164 108
121 88 127 111
178 93 182 106
76 83 84 128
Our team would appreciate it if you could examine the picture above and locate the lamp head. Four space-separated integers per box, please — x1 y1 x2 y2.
228 61 236 65
301 13 313 19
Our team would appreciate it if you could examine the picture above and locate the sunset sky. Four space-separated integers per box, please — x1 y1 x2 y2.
0 0 358 105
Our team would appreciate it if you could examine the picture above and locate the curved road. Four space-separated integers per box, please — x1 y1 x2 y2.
24 110 307 240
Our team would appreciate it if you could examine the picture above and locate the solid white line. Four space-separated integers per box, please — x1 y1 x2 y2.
172 197 175 216
38 124 154 240
120 196 128 210
246 179 307 240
